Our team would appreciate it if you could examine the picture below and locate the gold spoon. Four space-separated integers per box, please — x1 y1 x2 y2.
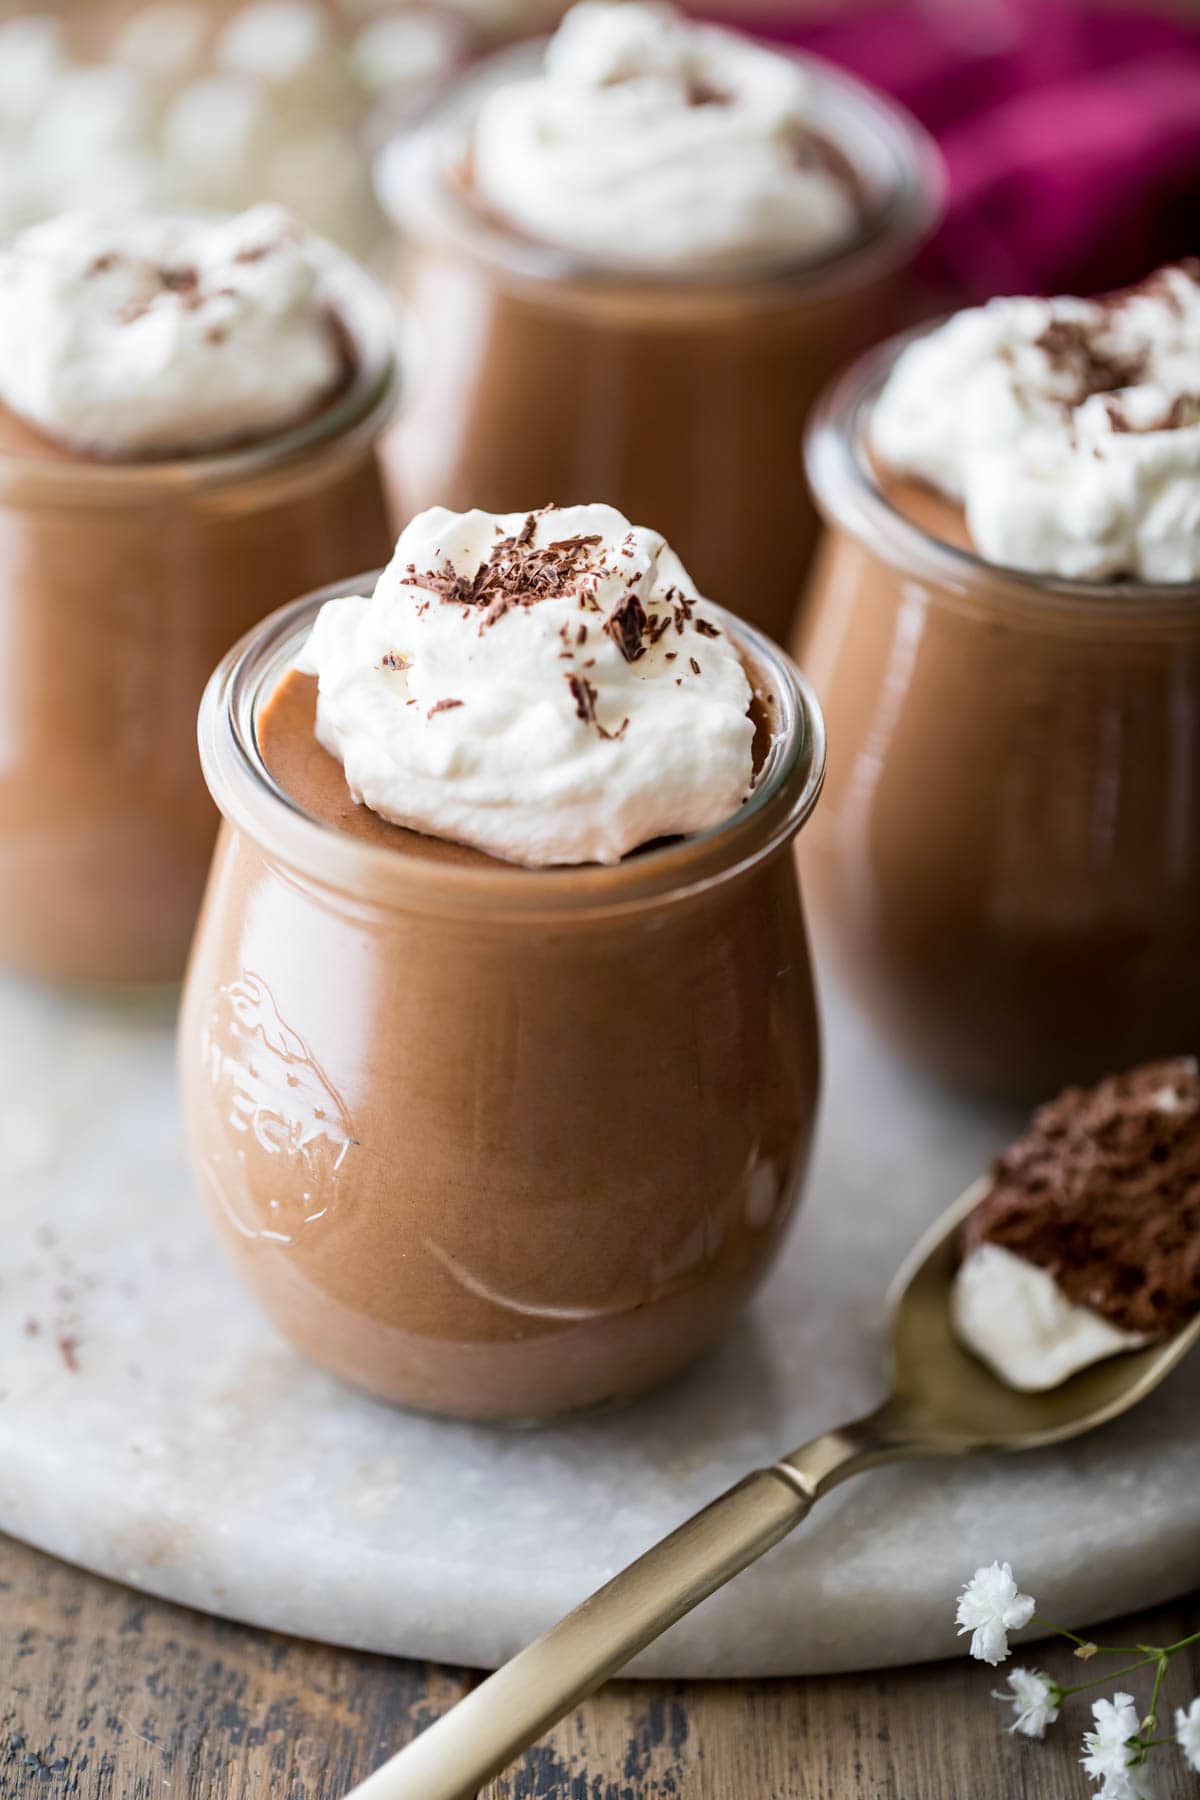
344 1178 1200 1800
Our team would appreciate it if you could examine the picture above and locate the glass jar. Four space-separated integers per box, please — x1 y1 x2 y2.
0 252 399 988
797 331 1200 1100
179 584 826 1422
378 46 942 647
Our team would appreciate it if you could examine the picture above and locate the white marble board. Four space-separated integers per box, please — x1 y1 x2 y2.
0 969 1195 1678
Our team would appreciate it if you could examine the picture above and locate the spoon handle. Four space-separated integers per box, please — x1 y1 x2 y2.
343 1466 814 1800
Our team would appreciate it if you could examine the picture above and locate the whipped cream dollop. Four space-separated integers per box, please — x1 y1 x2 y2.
296 503 756 866
470 1 861 269
0 204 352 455
872 263 1200 582
952 1243 1149 1393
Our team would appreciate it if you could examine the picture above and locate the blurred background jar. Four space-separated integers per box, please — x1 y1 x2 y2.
796 331 1200 1102
0 249 397 988
374 39 942 648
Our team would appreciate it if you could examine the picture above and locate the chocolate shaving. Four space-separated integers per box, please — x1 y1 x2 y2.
427 698 463 718
413 514 610 631
605 592 647 663
567 673 598 725
693 618 721 638
689 657 701 676
380 651 410 671
1106 392 1200 434
683 73 730 106
1035 317 1147 401
1112 259 1200 320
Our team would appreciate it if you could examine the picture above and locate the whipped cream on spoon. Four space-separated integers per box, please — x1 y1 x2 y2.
952 1057 1200 1390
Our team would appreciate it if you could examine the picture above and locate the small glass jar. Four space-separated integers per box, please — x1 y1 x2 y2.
797 330 1200 1100
179 584 826 1422
0 252 399 988
378 46 942 647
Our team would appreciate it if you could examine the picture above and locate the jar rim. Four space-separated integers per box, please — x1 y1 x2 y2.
198 578 827 920
376 37 945 296
805 322 1200 619
0 237 401 506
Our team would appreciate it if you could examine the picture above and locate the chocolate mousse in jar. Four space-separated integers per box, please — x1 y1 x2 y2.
797 264 1200 1100
0 205 398 988
376 0 942 647
179 503 825 1421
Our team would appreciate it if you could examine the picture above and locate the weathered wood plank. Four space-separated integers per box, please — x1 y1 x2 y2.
2 1534 1196 1799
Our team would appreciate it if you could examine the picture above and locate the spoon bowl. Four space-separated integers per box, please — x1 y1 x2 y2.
877 1177 1200 1457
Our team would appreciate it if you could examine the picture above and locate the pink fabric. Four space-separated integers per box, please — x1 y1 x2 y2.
709 1 1200 298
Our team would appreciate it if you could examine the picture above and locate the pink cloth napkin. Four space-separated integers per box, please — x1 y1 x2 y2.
711 0 1200 299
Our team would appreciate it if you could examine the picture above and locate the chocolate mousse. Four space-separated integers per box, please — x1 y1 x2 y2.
797 264 1200 1097
179 503 827 1419
0 205 396 985
378 0 941 645
953 1059 1200 1389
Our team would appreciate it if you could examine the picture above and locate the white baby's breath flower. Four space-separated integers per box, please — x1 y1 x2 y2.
956 1562 1036 1665
1080 1693 1153 1799
1175 1699 1200 1772
993 1667 1061 1737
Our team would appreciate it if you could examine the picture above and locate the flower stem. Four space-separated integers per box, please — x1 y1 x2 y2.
1031 1618 1147 1656
1058 1657 1160 1698
1141 1653 1170 1737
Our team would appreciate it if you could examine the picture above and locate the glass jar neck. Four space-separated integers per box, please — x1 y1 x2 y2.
200 583 827 924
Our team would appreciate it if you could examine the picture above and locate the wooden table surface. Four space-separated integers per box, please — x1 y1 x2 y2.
2 1533 1196 1799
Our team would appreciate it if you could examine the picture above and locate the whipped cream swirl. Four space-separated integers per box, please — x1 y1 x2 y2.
297 504 756 867
872 263 1200 582
952 1242 1149 1393
0 204 352 456
470 1 861 270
